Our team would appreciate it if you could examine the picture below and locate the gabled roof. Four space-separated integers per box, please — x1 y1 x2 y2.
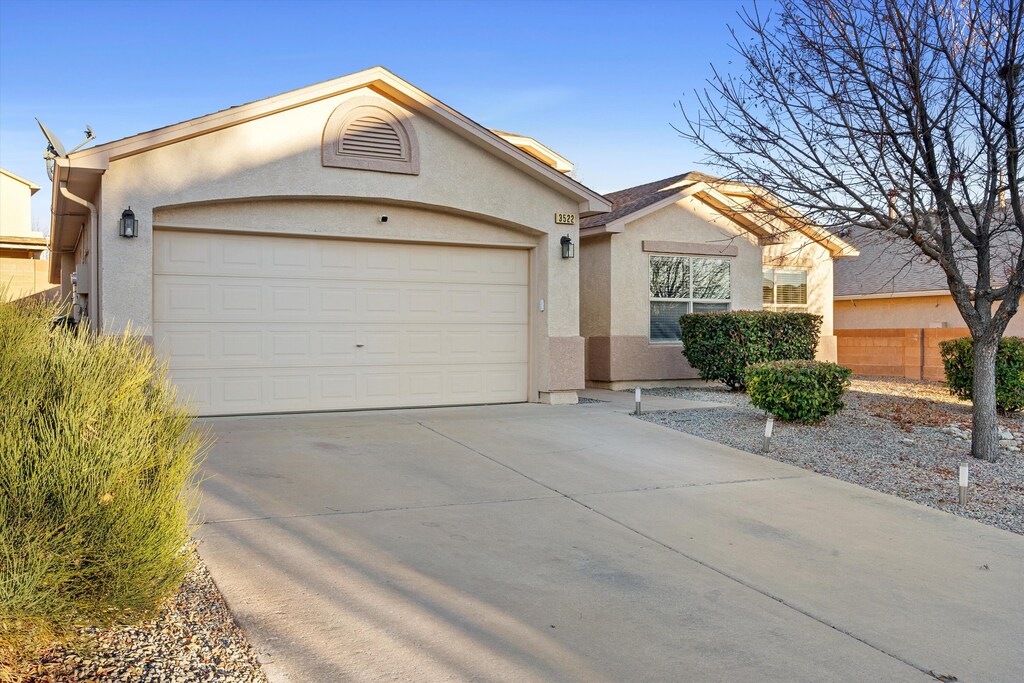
581 172 713 228
64 66 609 215
581 172 857 258
0 168 41 194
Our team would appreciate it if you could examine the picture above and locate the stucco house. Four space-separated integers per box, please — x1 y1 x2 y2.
1 168 51 301
832 226 1022 380
45 67 610 415
834 226 1024 336
579 173 856 389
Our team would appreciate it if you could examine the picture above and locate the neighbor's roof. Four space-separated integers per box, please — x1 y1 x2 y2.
582 171 856 258
490 130 573 173
833 224 1021 298
0 168 41 194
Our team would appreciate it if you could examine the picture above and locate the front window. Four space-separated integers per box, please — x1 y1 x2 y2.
763 268 808 310
650 255 731 342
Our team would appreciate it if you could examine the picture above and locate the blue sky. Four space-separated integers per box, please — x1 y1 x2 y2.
0 0 753 233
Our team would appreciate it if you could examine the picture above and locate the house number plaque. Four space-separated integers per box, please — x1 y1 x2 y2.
555 213 577 225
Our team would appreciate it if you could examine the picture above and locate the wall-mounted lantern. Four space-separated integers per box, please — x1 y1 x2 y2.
119 207 139 238
560 234 575 259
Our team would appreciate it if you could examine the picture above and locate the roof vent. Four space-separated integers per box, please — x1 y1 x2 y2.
322 96 419 175
341 116 405 159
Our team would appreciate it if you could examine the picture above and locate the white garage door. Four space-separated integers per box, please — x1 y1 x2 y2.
153 230 529 416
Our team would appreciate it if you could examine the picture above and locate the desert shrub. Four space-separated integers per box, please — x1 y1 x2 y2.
678 311 822 390
746 360 852 423
939 336 1024 414
0 299 209 674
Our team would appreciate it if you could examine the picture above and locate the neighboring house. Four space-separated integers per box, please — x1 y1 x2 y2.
46 67 611 416
833 225 1023 380
579 173 856 389
0 168 52 301
834 225 1024 336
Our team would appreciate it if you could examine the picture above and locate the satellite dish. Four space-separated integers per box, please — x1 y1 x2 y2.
67 125 96 154
36 118 67 158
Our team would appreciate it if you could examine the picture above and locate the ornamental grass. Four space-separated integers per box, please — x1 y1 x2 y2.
0 298 209 680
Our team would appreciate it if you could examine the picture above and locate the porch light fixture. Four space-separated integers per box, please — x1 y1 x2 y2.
119 207 139 238
560 234 575 259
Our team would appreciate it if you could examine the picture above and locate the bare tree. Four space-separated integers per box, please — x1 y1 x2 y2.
680 0 1023 461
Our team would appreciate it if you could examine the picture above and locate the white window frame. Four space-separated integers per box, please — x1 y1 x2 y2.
649 254 732 344
763 267 809 311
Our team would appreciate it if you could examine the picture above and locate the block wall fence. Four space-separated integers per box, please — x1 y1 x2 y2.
835 327 972 381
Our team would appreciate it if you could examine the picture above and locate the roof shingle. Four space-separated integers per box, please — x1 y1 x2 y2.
580 171 715 229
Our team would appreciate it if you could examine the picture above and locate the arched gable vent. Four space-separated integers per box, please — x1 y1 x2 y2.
323 97 419 175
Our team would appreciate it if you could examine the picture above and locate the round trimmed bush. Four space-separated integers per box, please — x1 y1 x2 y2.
745 360 852 424
939 336 1024 414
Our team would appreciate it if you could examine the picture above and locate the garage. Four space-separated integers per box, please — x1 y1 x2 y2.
153 230 529 416
46 67 609 413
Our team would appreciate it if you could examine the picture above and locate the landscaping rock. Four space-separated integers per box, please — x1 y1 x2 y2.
637 378 1024 535
24 551 266 683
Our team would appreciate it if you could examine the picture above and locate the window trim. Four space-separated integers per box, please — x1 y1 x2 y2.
649 254 732 344
762 267 809 310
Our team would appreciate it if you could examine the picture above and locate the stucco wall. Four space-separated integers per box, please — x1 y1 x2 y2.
582 197 763 385
835 295 1024 337
0 173 35 236
608 197 763 336
579 234 611 338
90 86 586 401
763 232 836 360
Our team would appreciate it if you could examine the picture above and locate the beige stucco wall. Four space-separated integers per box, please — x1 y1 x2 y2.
581 197 764 385
581 199 841 385
579 233 611 338
763 231 837 361
88 86 585 402
836 295 1024 337
0 172 37 238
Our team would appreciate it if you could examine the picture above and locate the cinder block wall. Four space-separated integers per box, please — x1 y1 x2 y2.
836 327 973 381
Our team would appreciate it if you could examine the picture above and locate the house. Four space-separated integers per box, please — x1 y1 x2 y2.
579 173 857 389
833 225 1023 379
46 67 611 416
0 168 51 301
834 226 1024 336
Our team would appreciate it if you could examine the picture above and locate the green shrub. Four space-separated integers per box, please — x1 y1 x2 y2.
746 360 852 424
0 299 209 673
678 311 822 390
939 336 1024 414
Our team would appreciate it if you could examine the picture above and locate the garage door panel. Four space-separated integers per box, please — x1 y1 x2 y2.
170 362 527 414
155 276 526 324
156 322 526 370
155 231 529 415
156 231 527 286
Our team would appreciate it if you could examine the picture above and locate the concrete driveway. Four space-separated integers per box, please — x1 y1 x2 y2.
196 392 1024 682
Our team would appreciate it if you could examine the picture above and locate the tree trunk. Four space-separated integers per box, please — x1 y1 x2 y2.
971 335 1001 462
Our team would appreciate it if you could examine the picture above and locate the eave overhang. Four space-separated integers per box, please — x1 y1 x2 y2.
47 158 106 284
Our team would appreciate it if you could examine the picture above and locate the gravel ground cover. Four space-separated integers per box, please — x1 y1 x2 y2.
638 378 1024 535
23 552 266 683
